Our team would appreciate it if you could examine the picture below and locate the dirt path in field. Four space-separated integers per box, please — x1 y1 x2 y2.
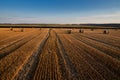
56 32 80 80
33 30 62 80
33 30 79 80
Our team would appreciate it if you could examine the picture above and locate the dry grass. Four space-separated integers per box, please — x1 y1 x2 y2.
0 28 120 80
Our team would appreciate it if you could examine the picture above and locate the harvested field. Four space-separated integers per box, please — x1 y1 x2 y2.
0 28 120 80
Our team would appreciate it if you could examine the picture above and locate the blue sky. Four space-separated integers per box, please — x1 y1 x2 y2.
0 0 120 24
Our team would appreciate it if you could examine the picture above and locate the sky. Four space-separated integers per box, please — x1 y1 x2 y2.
0 0 120 24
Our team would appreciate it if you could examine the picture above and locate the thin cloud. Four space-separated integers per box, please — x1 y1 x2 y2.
78 12 120 23
0 11 120 24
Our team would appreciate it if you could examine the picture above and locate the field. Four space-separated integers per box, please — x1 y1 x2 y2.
0 28 120 80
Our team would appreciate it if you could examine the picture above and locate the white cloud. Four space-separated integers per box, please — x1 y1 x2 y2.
0 11 120 24
72 11 120 23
